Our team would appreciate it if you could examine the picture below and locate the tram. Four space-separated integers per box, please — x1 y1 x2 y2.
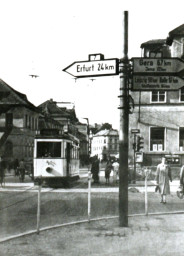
33 129 80 187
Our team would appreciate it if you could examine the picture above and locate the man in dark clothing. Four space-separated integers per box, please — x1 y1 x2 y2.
14 159 19 176
91 155 100 183
0 157 5 187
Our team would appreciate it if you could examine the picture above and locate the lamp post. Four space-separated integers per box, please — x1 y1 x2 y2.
82 117 91 222
82 117 90 164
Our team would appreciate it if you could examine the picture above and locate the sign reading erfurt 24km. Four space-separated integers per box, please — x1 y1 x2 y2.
63 55 119 78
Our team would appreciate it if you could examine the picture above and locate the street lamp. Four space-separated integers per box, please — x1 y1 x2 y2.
82 118 90 164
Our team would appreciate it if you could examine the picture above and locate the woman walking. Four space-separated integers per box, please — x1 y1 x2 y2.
156 157 172 204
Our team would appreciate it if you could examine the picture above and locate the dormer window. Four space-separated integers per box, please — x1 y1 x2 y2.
149 51 162 58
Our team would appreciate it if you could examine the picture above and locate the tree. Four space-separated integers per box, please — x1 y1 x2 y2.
98 123 112 131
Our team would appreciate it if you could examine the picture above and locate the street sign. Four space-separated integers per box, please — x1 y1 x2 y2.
63 58 119 78
135 152 143 163
133 75 184 91
132 58 184 74
131 129 140 133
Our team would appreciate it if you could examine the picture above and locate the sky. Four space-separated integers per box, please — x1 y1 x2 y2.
0 0 184 129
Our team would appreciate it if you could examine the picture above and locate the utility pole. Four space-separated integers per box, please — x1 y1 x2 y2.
133 134 136 184
119 11 129 227
83 117 90 163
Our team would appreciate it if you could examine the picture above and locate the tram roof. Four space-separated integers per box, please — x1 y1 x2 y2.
35 130 79 144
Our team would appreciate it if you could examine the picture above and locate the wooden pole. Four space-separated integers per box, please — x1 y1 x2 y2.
133 134 136 184
145 173 148 215
119 11 129 227
37 177 42 234
88 171 91 222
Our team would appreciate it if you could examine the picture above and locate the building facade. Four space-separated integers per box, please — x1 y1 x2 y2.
0 80 62 170
91 129 119 161
129 24 184 166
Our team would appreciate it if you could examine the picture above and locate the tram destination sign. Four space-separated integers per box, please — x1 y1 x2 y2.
63 58 119 78
132 58 184 74
133 75 184 91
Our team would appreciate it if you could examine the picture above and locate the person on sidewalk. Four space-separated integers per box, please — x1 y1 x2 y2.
177 165 184 199
105 160 112 185
0 157 5 187
112 158 119 184
156 157 172 204
14 158 19 176
19 159 25 182
91 155 100 184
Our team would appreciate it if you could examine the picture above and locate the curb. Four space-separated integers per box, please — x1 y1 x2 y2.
1 211 184 244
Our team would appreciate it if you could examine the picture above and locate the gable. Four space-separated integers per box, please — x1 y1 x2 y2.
0 79 38 112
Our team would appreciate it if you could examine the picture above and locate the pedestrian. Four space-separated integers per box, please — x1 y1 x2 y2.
112 158 119 183
0 157 5 187
105 160 112 185
19 159 25 182
91 155 100 184
14 158 19 176
155 157 172 204
177 164 184 199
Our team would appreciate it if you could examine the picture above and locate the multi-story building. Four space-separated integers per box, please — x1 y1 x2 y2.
129 24 184 166
0 79 62 169
91 129 119 161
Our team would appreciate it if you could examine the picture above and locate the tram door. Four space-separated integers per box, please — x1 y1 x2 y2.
66 143 71 176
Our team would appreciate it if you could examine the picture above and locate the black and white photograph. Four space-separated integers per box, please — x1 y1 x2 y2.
1 0 184 255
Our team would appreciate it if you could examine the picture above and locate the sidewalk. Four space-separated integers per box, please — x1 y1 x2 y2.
1 213 184 255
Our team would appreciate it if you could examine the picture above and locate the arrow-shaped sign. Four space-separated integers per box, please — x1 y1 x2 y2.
133 75 184 91
63 59 119 78
132 58 184 74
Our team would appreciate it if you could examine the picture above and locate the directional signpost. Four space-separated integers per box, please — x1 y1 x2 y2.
132 57 184 90
133 75 184 91
63 58 119 78
132 58 184 74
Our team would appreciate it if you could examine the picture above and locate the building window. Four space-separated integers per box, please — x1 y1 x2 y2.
150 127 165 151
180 87 184 102
32 117 35 130
179 128 184 150
149 51 162 58
6 113 13 127
151 91 166 103
29 116 31 129
25 115 28 128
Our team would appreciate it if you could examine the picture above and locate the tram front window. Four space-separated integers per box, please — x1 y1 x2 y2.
37 142 61 158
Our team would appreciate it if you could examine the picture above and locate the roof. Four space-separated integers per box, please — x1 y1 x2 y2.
168 24 184 37
0 78 39 112
140 39 166 49
38 100 70 117
38 99 78 122
166 24 184 45
93 129 119 137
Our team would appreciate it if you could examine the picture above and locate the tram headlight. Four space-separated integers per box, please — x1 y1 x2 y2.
46 167 53 173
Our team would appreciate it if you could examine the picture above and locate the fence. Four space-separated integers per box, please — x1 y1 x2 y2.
0 167 184 242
